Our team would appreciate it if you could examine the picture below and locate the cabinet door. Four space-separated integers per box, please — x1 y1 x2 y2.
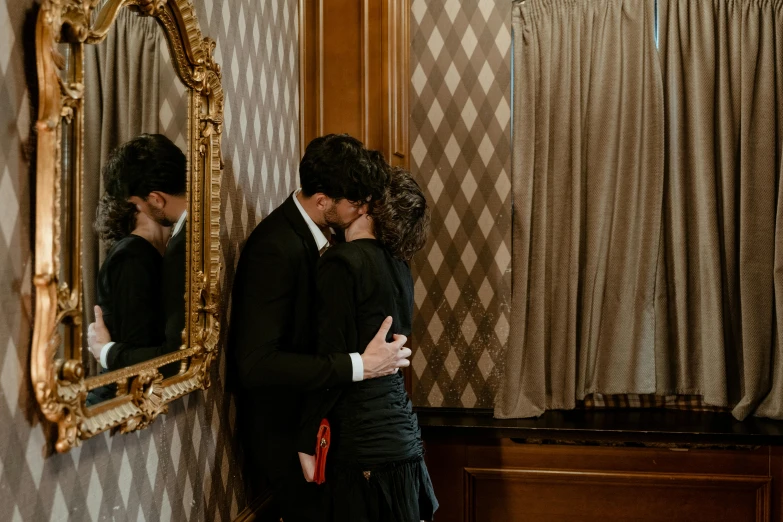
300 0 409 169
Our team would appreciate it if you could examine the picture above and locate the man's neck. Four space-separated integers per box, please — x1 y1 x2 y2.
295 190 327 230
165 197 188 226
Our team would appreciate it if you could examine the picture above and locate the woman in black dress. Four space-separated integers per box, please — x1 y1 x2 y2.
85 193 169 405
298 167 438 521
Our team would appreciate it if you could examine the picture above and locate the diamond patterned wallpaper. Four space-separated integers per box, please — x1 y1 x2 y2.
410 0 512 408
0 0 300 519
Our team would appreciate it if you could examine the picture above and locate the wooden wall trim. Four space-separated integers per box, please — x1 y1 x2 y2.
298 0 311 157
416 408 783 446
360 0 369 144
316 0 324 137
386 0 409 166
299 0 409 164
464 467 773 490
463 467 772 522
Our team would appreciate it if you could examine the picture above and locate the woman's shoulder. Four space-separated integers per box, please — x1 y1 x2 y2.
321 241 362 265
319 242 380 281
321 239 381 266
105 235 161 267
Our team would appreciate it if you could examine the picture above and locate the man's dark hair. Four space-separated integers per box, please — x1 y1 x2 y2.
103 134 187 201
371 167 430 261
94 193 137 249
299 134 389 203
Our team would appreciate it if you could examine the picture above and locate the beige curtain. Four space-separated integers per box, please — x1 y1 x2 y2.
657 0 783 420
82 8 163 373
496 0 665 418
498 0 783 421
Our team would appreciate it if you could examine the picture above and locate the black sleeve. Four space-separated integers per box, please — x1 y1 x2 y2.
105 253 162 347
297 253 358 454
106 237 185 371
229 238 353 391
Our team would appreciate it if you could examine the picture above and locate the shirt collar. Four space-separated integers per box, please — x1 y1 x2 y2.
292 189 329 252
171 210 188 238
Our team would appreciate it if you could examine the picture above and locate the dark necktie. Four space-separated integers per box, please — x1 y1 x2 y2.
319 228 338 256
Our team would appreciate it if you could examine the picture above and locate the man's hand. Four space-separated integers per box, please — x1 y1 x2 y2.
87 305 112 360
298 452 316 483
361 316 412 380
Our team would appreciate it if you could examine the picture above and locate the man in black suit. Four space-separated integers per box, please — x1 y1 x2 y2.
87 133 188 371
230 134 411 521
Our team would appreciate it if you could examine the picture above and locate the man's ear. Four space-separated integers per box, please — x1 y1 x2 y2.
313 193 330 210
147 191 167 210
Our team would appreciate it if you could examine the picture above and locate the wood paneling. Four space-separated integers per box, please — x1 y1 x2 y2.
470 440 772 476
465 468 770 522
382 0 409 166
773 445 783 521
299 0 409 168
423 436 781 522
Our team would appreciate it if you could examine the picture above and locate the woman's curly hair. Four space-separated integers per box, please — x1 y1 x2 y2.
94 193 137 248
371 167 430 261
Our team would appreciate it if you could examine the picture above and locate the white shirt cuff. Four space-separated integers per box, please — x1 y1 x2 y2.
349 352 364 382
100 342 115 369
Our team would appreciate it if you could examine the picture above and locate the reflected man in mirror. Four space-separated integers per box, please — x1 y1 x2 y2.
87 134 187 377
229 134 412 521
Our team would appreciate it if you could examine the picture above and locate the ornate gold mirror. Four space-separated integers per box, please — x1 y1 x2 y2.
32 0 223 452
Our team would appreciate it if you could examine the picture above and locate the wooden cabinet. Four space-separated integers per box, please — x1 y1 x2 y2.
424 437 783 522
299 0 409 169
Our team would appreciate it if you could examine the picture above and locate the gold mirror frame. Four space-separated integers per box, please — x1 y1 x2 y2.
32 0 223 452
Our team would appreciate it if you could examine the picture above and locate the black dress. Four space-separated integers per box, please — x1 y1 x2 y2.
298 239 438 522
86 235 165 405
103 224 186 377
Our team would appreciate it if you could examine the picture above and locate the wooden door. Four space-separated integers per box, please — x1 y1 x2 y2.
299 0 409 169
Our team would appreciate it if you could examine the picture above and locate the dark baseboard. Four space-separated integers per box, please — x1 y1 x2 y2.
415 406 783 446
232 490 277 522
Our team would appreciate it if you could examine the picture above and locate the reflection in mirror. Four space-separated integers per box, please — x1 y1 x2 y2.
80 7 188 405
33 0 223 451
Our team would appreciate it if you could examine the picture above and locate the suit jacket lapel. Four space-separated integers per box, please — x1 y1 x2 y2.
166 224 183 256
281 194 319 261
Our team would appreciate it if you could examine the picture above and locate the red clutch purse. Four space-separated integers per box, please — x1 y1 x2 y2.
314 418 331 484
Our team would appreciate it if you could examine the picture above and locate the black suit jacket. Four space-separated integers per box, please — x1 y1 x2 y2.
229 194 353 473
105 222 186 370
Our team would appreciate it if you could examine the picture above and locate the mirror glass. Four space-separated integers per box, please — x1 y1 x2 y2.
57 41 82 364
79 7 188 405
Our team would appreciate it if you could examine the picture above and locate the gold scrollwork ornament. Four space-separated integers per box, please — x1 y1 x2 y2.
120 370 167 433
32 0 223 452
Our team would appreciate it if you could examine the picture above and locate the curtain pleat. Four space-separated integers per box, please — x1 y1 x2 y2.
658 0 783 420
496 0 665 418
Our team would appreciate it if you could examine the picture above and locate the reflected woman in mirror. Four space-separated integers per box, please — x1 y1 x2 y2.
87 133 188 390
85 191 169 405
297 166 439 521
